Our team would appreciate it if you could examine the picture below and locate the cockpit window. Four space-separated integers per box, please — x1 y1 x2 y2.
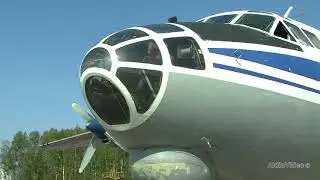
103 29 148 46
235 14 275 32
205 14 237 24
116 40 162 65
284 21 314 47
116 67 162 114
164 37 205 70
81 48 112 75
274 21 296 42
302 29 320 49
143 24 184 33
85 76 130 125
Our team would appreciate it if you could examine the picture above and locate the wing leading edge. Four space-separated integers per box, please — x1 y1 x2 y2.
39 131 94 150
39 131 117 173
40 102 117 173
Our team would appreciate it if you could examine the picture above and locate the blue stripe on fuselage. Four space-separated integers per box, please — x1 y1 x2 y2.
213 63 320 94
208 48 320 81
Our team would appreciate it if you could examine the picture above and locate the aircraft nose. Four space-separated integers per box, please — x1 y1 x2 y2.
80 30 166 130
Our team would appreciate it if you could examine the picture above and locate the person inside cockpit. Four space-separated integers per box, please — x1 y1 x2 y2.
131 41 161 112
144 41 161 64
148 41 158 56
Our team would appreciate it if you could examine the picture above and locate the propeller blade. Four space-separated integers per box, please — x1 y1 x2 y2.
79 136 97 173
71 103 93 122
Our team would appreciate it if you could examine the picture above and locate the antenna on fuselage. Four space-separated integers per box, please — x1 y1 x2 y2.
168 16 178 23
284 6 293 18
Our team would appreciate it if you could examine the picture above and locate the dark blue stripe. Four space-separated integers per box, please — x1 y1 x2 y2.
208 48 320 81
213 63 320 94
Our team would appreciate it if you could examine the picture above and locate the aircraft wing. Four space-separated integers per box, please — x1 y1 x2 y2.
40 103 118 173
40 131 94 150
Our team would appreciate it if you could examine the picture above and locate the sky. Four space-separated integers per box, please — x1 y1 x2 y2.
0 0 319 141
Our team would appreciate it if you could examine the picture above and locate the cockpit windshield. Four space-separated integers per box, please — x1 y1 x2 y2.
205 14 237 24
103 29 148 46
116 40 162 65
284 21 314 47
143 24 184 33
235 13 275 32
302 29 320 49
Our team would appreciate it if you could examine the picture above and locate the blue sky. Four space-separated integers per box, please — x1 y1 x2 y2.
0 0 319 141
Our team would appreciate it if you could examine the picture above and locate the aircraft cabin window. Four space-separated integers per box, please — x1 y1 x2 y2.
284 21 314 47
302 29 320 49
116 40 162 65
103 29 148 46
164 37 205 70
235 14 275 32
205 14 237 24
274 22 296 42
143 24 184 33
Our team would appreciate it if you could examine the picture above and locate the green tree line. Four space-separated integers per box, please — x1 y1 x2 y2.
0 127 131 180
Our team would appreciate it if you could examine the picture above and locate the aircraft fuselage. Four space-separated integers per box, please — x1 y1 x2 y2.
80 17 320 180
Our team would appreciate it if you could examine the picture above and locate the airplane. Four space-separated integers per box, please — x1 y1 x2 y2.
40 6 320 180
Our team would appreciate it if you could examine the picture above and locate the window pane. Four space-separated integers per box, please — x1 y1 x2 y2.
116 40 162 65
284 21 313 47
274 22 296 42
116 68 162 114
81 48 112 75
164 37 205 70
206 14 237 24
85 76 130 125
235 14 275 32
143 24 184 33
302 29 320 49
103 29 148 46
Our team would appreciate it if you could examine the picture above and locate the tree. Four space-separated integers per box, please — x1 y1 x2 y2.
0 140 12 179
0 128 131 180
